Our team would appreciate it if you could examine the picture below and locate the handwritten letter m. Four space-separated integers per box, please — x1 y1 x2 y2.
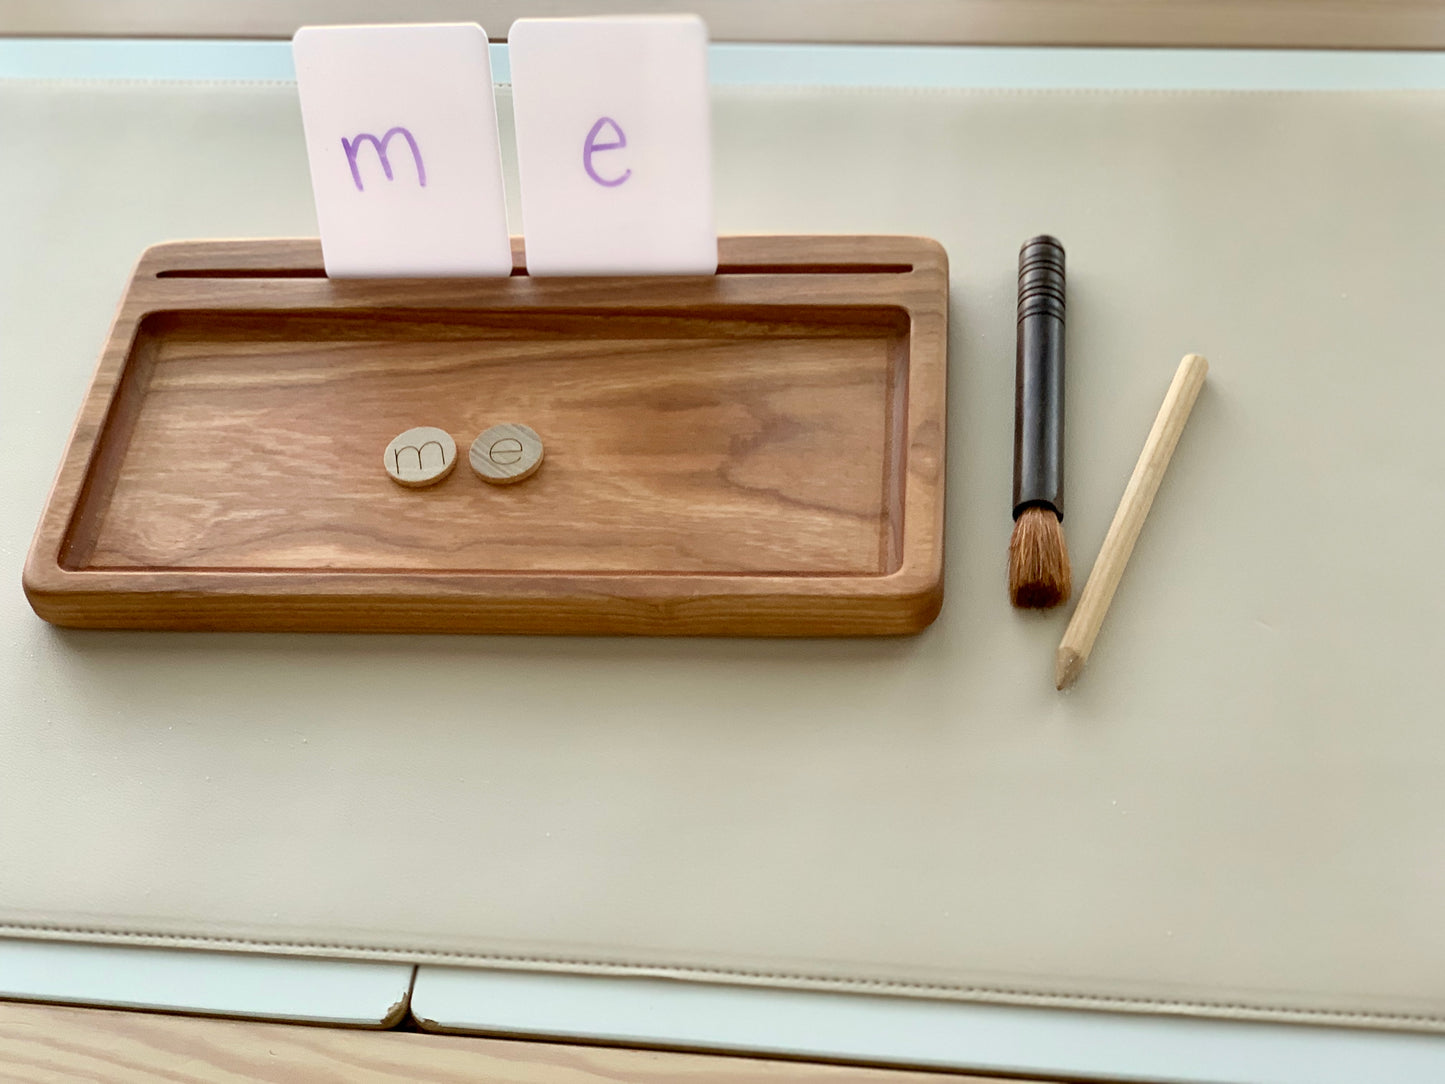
341 126 427 192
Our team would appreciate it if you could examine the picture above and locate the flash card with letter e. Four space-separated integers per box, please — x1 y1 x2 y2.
293 23 512 277
508 15 716 276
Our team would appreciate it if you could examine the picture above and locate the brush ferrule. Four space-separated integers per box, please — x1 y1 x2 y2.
1013 235 1066 521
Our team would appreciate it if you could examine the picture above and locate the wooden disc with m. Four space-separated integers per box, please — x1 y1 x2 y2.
384 426 457 487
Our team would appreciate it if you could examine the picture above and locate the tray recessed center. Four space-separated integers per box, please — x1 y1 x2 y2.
70 307 909 576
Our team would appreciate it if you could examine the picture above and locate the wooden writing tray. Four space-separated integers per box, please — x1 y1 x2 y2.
23 236 947 635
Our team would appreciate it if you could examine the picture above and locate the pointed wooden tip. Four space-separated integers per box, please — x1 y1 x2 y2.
1055 647 1084 691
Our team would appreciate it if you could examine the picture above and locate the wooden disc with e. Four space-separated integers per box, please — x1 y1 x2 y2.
470 424 544 485
384 427 457 487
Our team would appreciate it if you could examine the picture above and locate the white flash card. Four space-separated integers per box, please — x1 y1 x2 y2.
293 23 512 277
508 15 716 276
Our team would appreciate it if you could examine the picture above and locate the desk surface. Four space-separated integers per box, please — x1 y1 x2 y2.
0 1000 1010 1084
8 36 1445 1084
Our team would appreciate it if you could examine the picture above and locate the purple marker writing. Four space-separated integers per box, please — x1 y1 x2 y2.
341 126 426 192
582 117 631 187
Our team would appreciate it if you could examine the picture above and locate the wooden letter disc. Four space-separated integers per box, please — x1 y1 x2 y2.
470 423 544 485
384 426 457 487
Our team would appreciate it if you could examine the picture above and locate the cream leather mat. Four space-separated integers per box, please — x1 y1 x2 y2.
3 80 1443 1031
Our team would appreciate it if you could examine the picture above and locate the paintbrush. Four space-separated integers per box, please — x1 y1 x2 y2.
1010 235 1072 608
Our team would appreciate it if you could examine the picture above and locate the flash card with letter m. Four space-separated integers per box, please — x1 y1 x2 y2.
293 23 512 277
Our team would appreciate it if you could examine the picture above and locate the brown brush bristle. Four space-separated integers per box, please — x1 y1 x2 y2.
1009 505 1072 609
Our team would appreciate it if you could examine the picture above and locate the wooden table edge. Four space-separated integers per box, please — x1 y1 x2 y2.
0 998 1105 1082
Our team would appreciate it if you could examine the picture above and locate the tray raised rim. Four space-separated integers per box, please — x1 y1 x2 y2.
23 234 948 635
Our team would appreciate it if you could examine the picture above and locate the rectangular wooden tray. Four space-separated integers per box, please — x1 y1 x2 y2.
23 235 947 635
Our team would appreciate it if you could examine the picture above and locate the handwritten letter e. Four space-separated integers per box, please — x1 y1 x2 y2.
342 126 427 192
583 117 631 188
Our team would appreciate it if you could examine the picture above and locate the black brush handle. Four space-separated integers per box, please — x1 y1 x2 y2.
1013 235 1066 521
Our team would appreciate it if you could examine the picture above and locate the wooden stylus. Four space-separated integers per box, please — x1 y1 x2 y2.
1056 353 1208 690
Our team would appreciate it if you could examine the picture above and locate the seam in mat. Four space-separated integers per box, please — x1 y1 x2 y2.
3 923 1443 1028
714 84 1445 98
4 78 1444 96
0 77 298 89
